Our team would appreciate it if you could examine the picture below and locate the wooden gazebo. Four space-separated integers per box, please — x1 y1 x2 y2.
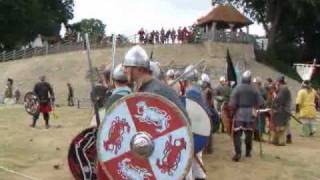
197 4 253 42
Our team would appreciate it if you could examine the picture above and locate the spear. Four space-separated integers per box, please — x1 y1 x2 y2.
84 33 100 127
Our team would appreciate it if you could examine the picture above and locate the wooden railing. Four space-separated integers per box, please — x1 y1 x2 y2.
202 30 255 44
0 34 138 62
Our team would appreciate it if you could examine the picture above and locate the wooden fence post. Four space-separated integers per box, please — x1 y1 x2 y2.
45 44 49 56
13 50 16 60
23 48 26 59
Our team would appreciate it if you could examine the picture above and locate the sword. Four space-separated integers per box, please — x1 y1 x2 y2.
84 33 101 127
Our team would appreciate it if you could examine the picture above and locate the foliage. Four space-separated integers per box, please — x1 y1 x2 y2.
0 0 74 50
70 18 106 43
213 0 320 61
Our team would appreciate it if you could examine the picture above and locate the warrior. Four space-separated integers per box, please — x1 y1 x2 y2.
165 29 171 44
160 28 165 44
296 80 319 136
122 45 185 112
138 28 145 44
182 65 211 179
165 69 175 84
253 77 267 141
31 75 55 128
155 30 160 44
228 71 264 162
177 27 183 44
104 64 132 110
270 76 292 145
215 76 232 133
199 73 219 154
67 83 74 106
171 28 177 44
4 78 15 104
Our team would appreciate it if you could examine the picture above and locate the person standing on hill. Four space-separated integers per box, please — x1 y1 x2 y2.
67 83 74 106
31 76 55 129
296 80 319 136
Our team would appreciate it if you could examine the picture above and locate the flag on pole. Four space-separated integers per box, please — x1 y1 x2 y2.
295 59 317 81
226 49 237 88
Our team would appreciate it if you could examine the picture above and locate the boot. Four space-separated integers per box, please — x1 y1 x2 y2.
45 119 50 129
232 154 241 162
286 134 292 144
245 150 251 157
254 131 260 141
30 119 36 128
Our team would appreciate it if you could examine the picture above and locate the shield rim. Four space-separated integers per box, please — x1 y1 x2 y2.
97 92 193 180
186 98 212 136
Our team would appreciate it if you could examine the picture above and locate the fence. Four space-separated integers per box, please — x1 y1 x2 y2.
0 34 138 62
202 30 256 44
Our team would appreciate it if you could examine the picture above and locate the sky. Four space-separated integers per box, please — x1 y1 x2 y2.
70 0 265 36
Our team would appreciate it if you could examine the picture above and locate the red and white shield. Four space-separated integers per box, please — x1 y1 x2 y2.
97 93 193 180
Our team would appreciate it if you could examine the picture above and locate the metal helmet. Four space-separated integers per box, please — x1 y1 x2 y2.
149 61 161 79
123 45 149 68
112 64 127 81
166 69 175 77
174 70 182 78
183 65 198 81
201 73 210 83
242 70 252 83
219 76 226 82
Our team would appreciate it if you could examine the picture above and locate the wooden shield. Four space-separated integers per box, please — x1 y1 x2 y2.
24 92 39 116
97 93 193 180
185 98 211 153
68 127 98 180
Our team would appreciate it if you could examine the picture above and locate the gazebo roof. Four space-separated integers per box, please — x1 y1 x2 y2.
197 4 253 27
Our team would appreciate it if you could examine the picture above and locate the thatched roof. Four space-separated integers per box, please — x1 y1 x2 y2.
197 5 253 28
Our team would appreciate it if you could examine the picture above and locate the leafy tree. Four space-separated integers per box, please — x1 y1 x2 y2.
212 0 320 61
0 0 74 50
71 19 106 43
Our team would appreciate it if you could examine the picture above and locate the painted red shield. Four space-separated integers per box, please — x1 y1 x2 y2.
97 92 193 180
68 127 98 180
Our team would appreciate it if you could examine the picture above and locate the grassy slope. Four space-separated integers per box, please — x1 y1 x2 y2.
0 43 300 105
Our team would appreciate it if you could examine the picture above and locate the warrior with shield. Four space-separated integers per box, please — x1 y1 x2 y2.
200 73 220 154
31 75 55 128
228 71 264 162
122 45 185 111
182 66 211 179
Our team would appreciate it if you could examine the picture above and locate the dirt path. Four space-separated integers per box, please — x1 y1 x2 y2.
0 105 319 180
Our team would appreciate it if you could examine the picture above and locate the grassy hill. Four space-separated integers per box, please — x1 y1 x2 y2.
0 43 300 105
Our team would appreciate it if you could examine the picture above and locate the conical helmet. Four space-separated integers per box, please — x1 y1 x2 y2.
112 64 127 81
123 45 149 68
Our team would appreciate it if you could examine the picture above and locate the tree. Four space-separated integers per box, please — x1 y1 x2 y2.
214 0 320 61
0 0 74 50
71 19 106 43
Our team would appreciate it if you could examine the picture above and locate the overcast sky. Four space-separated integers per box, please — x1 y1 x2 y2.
71 0 265 36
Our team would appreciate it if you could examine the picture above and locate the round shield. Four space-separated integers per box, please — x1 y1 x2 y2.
186 98 211 153
24 92 39 116
68 127 98 180
97 93 193 180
